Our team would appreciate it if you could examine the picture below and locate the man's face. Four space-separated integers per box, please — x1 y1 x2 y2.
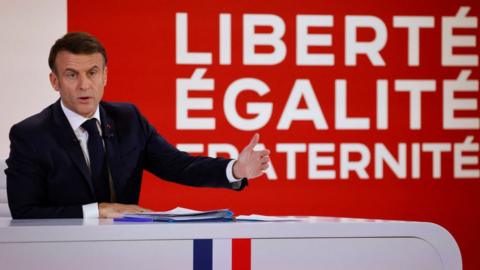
49 51 107 118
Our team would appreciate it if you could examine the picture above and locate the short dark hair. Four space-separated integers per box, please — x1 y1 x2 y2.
48 32 108 72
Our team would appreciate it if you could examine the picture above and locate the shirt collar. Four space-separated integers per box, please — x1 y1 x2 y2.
60 100 101 131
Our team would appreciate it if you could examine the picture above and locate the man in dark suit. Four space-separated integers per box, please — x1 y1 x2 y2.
5 32 270 219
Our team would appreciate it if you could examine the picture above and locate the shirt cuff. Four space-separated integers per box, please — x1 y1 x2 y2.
226 160 243 183
82 203 99 219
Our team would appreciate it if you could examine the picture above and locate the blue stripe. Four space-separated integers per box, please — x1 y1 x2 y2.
193 239 212 270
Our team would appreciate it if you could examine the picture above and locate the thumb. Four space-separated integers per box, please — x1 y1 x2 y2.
244 133 259 151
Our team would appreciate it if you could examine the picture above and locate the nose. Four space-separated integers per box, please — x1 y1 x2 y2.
78 73 91 90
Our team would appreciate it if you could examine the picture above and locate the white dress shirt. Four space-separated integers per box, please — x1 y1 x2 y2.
60 101 241 219
60 101 101 218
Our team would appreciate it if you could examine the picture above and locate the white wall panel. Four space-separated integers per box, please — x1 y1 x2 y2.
0 0 67 159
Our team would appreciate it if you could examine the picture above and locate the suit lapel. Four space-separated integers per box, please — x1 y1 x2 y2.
100 103 124 201
51 100 95 196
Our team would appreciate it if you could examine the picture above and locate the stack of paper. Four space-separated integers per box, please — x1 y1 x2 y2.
114 207 234 222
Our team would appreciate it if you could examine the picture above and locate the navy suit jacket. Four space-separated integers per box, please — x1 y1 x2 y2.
5 100 246 219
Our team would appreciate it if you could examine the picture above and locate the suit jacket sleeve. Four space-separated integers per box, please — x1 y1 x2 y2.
131 105 247 190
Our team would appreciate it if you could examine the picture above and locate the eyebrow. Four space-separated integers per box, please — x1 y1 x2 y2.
64 68 78 74
63 65 101 74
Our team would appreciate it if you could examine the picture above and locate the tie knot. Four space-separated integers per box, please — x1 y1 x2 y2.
81 118 100 135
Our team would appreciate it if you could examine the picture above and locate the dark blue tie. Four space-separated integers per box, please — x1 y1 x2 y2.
81 119 110 202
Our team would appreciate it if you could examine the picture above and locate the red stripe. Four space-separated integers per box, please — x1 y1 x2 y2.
232 238 251 270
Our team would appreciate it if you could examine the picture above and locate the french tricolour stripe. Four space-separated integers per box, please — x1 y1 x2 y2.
194 239 251 270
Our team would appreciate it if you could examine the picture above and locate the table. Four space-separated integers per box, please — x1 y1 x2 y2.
0 217 462 270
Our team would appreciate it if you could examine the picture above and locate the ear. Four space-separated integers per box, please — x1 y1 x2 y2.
103 66 108 87
49 72 60 92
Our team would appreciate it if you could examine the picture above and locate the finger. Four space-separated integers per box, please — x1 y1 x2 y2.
128 204 149 211
260 156 270 163
260 163 269 170
123 207 143 213
253 169 265 178
105 211 123 219
255 149 270 157
135 207 150 213
118 205 146 213
127 205 149 213
110 212 124 218
244 133 260 151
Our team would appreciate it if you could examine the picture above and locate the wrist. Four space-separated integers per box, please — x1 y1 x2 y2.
233 160 244 179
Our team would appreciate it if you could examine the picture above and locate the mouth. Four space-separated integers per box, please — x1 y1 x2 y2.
78 97 93 103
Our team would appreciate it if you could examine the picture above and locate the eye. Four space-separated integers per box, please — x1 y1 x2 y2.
65 72 76 79
89 69 98 76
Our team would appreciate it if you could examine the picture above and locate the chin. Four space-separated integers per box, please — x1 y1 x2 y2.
77 108 95 118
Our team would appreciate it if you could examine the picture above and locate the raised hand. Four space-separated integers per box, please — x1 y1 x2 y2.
233 133 270 179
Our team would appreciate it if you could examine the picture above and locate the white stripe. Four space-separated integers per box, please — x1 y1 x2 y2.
213 239 232 270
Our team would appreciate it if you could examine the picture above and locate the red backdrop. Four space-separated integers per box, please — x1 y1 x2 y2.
68 1 479 269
